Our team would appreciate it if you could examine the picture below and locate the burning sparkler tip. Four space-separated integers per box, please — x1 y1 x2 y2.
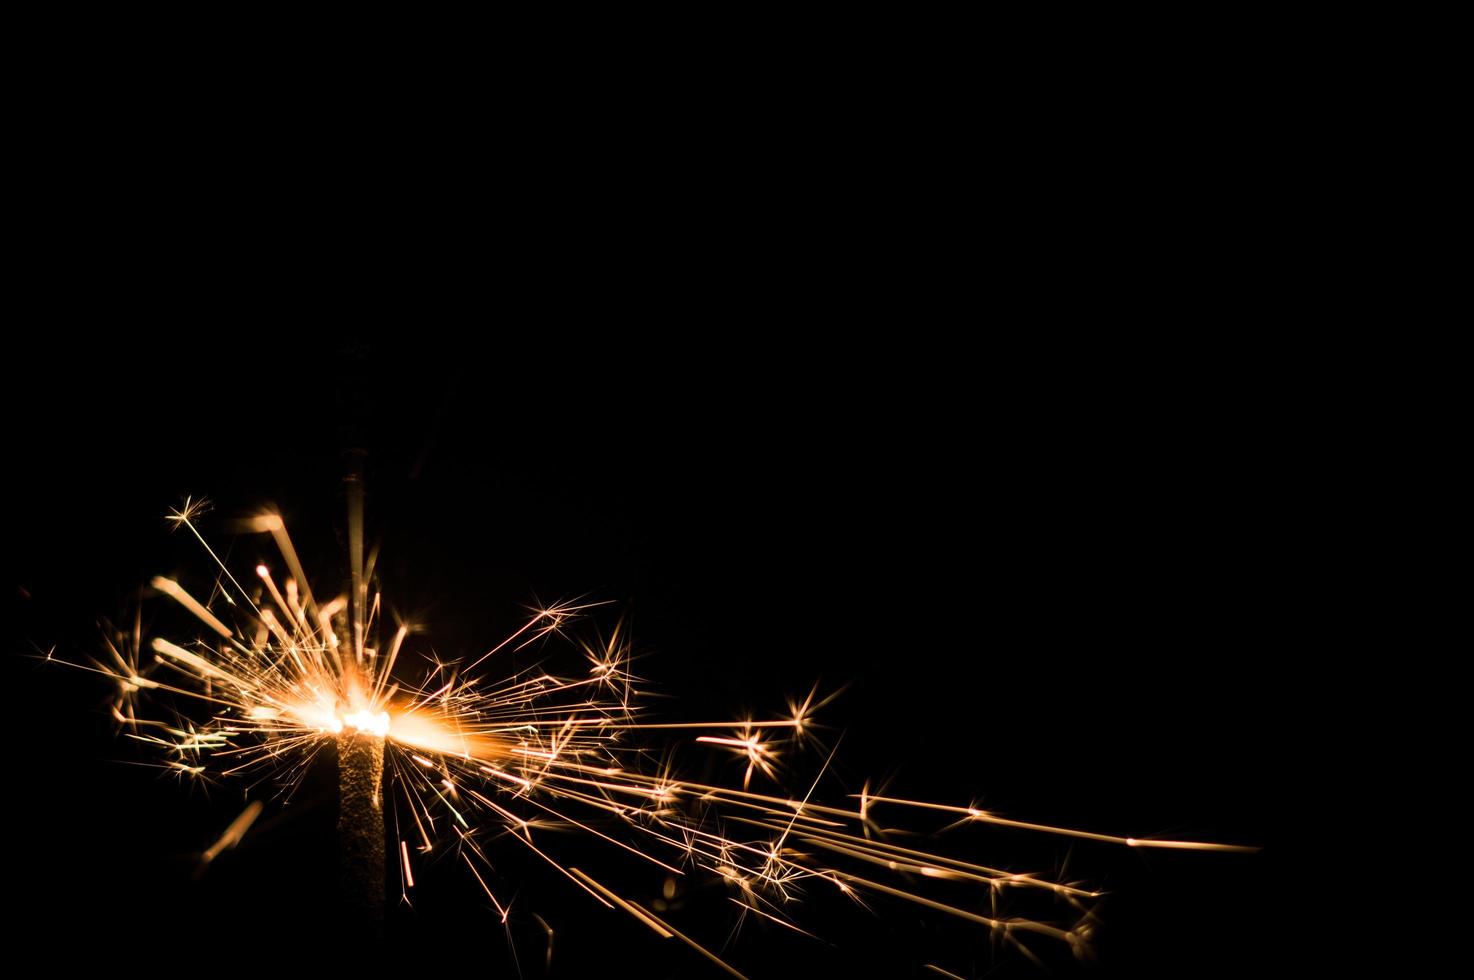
63 493 1254 975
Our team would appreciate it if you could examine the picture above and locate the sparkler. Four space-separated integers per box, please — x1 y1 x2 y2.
59 494 1255 977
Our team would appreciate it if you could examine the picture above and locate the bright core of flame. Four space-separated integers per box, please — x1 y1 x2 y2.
340 709 390 737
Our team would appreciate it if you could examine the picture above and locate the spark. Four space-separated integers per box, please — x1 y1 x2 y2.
58 496 1255 977
201 800 263 864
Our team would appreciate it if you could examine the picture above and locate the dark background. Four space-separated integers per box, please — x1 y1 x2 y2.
4 331 1290 977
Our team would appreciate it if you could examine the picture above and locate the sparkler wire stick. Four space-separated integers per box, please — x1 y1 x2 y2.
339 445 385 935
339 727 386 934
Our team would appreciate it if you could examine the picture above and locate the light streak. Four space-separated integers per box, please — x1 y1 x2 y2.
200 800 263 864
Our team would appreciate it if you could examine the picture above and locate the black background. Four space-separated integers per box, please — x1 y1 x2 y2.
4 328 1290 977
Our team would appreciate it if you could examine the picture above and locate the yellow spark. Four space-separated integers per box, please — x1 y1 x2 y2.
201 801 263 864
150 576 234 639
